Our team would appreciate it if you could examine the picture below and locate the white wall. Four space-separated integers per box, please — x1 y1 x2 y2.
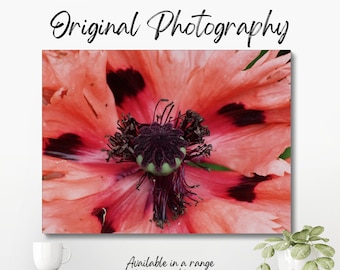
1 1 339 270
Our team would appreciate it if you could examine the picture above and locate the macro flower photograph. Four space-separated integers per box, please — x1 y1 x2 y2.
42 50 291 234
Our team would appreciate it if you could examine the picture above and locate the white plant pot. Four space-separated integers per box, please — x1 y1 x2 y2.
277 248 315 270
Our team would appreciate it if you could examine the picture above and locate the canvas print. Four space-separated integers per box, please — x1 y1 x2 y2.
42 50 291 234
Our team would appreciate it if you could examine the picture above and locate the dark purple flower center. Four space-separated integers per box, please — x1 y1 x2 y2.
134 122 187 176
106 99 212 229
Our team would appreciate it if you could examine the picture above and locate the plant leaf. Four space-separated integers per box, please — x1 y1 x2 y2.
274 240 291 251
315 257 335 269
314 244 335 257
292 229 309 243
309 236 329 243
303 225 313 232
309 236 329 242
254 243 267 250
310 226 324 236
291 244 311 260
282 230 291 241
262 246 275 259
302 261 318 270
256 263 271 270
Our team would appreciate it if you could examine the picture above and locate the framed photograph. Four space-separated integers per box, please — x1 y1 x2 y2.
42 50 291 234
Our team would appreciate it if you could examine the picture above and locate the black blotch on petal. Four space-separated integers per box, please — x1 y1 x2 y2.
101 224 115 233
228 174 271 202
44 133 82 160
92 208 115 233
106 68 145 106
217 102 265 126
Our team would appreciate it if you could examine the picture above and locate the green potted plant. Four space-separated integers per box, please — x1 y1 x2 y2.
254 225 335 270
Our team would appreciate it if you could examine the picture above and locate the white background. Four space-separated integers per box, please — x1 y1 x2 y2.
1 0 339 269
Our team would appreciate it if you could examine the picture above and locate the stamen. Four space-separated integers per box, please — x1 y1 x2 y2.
105 114 140 163
136 173 148 190
153 98 169 123
152 166 201 228
101 207 107 225
187 144 212 159
161 101 175 124
105 99 212 229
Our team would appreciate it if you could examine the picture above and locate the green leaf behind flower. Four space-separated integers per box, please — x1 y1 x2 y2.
186 161 231 171
244 50 268 70
279 147 291 159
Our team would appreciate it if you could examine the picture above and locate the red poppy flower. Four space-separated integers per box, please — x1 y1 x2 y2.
42 50 291 234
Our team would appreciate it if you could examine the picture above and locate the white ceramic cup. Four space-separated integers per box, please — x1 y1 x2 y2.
33 242 71 270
